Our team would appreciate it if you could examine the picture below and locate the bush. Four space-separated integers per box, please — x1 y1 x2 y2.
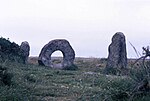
128 61 150 101
63 64 78 70
0 65 13 86
0 37 24 63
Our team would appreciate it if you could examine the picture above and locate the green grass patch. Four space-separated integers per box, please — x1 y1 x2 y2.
0 58 149 101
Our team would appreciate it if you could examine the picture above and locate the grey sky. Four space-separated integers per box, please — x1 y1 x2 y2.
1 0 150 58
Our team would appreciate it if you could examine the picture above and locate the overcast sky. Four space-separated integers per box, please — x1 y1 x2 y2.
1 0 150 58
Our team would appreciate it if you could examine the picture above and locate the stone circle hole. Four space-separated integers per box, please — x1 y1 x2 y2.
51 50 63 66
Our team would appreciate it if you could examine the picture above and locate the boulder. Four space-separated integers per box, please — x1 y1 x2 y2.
105 32 127 74
20 41 30 64
38 39 77 70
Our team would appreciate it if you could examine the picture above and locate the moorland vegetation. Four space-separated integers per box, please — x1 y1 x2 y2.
0 37 150 101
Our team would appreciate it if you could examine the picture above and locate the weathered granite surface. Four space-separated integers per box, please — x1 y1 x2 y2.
38 39 77 70
20 41 30 64
105 32 127 74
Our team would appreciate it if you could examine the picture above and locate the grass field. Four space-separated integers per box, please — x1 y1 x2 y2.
0 57 150 101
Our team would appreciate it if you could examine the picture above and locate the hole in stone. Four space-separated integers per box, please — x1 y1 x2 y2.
51 51 63 68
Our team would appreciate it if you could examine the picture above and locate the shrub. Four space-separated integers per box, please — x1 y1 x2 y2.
128 62 150 101
63 64 78 70
0 65 13 86
0 37 24 63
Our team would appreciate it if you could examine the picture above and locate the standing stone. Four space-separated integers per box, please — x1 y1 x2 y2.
38 39 77 70
105 32 127 74
20 41 30 64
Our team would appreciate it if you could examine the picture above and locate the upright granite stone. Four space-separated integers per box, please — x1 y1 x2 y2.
20 41 30 64
38 39 77 70
105 32 127 74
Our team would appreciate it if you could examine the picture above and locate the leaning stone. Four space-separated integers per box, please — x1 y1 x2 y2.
38 39 77 70
20 41 30 64
105 32 127 74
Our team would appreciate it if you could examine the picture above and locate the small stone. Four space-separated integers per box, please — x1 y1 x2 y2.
20 41 30 64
